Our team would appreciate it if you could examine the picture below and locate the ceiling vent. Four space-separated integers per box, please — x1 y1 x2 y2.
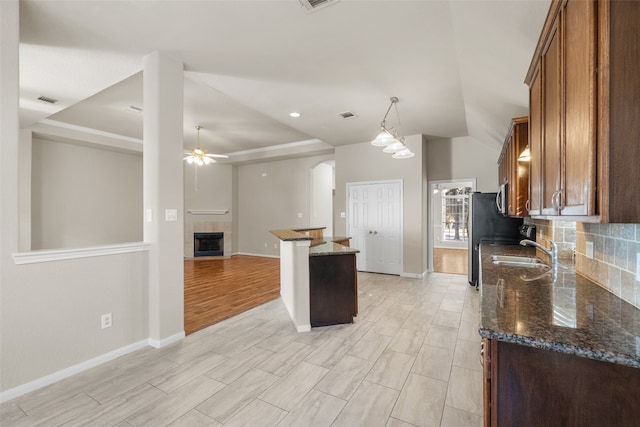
339 111 357 120
35 95 59 104
298 0 339 13
124 105 143 114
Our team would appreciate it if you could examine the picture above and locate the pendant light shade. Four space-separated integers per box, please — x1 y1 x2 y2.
371 129 395 146
392 148 415 159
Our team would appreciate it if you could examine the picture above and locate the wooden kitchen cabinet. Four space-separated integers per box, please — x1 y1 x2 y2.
309 253 358 327
525 0 640 222
497 117 529 217
483 339 640 426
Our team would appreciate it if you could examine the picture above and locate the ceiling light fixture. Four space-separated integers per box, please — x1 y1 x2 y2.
183 125 229 166
371 97 414 159
290 112 301 118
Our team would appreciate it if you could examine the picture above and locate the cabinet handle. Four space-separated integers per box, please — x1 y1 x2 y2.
551 191 560 212
557 189 563 210
369 230 373 234
526 199 530 212
480 341 485 367
373 231 378 235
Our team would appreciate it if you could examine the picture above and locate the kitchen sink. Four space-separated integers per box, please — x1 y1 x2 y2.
491 255 548 268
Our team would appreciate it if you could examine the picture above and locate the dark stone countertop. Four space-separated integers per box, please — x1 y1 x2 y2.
479 243 640 369
309 237 359 256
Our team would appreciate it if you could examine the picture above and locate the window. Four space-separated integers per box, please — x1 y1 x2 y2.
441 187 471 241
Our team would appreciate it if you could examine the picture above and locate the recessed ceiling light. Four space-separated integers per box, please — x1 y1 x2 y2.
290 112 301 118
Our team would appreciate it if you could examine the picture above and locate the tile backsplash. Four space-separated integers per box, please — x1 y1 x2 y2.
529 219 640 309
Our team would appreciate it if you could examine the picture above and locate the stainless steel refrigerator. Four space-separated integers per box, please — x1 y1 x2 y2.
468 192 524 287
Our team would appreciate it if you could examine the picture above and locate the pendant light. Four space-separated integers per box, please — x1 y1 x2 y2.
370 97 414 159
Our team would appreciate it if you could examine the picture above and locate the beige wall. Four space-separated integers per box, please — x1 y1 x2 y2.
31 137 143 249
234 154 334 257
427 136 500 192
334 135 427 276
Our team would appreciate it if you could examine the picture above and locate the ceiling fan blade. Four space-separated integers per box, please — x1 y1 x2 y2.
206 154 229 158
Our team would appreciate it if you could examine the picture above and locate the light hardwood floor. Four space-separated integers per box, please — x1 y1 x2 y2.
0 271 483 427
184 255 280 335
433 248 468 276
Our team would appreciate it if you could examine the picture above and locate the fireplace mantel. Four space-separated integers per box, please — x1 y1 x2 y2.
187 209 229 215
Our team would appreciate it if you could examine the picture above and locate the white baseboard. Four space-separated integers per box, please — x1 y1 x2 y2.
148 331 185 349
0 339 148 403
401 271 426 279
296 324 311 332
0 331 186 404
233 251 280 259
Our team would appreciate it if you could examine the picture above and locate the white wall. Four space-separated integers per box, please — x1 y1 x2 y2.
310 161 334 237
31 137 143 249
427 136 500 192
1 2 150 397
334 135 427 276
235 154 334 257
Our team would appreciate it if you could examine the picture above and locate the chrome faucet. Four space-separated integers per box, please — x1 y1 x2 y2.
520 238 557 265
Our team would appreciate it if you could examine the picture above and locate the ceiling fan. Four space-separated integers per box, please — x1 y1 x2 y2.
183 125 229 165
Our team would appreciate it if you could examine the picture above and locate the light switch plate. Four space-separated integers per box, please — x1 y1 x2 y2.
165 209 178 221
145 209 152 222
586 241 594 259
297 212 303 218
340 212 346 218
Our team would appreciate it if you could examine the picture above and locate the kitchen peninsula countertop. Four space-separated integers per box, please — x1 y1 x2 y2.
270 229 358 256
479 243 640 369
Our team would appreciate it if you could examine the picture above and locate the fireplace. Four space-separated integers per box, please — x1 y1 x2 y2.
194 232 224 257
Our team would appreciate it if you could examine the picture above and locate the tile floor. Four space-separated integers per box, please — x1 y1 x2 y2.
0 271 483 426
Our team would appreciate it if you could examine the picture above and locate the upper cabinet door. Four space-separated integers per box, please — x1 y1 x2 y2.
541 19 562 216
561 0 597 216
528 67 542 217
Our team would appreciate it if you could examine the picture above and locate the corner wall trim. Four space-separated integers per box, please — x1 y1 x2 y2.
0 339 149 404
13 242 150 265
148 331 185 349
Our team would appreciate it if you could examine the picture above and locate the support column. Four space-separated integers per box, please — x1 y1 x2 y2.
0 0 19 260
143 51 185 347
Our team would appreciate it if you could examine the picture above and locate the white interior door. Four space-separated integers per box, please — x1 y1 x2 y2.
347 181 402 275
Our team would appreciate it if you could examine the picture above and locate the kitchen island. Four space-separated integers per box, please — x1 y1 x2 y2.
270 228 359 331
479 243 640 426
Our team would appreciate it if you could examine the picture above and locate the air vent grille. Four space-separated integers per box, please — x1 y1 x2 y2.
339 111 357 119
35 95 59 104
298 0 339 12
125 105 143 113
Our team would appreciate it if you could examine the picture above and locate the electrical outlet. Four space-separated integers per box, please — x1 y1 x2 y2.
101 313 112 329
586 241 594 259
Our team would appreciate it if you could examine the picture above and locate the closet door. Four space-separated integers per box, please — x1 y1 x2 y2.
347 181 402 275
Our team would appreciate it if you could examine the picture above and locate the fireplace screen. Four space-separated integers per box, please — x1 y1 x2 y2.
194 232 223 257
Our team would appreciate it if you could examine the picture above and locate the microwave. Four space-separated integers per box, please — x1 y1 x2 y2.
496 183 508 216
